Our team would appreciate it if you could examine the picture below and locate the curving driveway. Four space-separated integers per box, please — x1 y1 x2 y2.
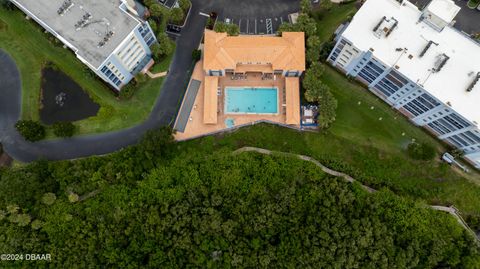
0 0 299 162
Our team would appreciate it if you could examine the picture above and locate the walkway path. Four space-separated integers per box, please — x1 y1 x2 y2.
234 146 480 243
146 70 168 79
0 0 299 162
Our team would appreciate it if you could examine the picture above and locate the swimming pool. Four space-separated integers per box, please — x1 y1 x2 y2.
225 118 235 128
225 87 278 114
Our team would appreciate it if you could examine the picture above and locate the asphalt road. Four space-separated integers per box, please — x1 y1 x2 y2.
0 0 300 162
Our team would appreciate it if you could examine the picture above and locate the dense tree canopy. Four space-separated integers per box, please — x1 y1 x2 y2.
178 0 191 12
169 7 185 25
303 63 337 128
0 128 478 267
151 32 174 61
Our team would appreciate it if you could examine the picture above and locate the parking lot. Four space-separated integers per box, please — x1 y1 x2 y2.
197 0 299 35
217 15 290 35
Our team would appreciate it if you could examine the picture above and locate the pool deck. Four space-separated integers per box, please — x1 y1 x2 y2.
174 60 295 140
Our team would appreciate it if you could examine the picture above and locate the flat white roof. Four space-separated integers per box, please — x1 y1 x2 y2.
425 0 460 23
342 0 480 124
12 0 139 68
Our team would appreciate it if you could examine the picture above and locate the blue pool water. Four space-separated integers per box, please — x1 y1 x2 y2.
225 87 278 114
225 118 235 128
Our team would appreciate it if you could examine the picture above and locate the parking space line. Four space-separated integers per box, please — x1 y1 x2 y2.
280 17 283 24
246 19 249 33
199 12 210 17
266 18 273 34
254 19 257 34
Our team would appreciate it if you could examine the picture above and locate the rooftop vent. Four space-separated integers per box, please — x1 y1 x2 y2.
57 0 74 16
466 72 480 92
385 20 398 37
373 16 386 32
419 40 438 57
432 53 449 73
75 12 92 30
373 16 398 38
98 31 115 48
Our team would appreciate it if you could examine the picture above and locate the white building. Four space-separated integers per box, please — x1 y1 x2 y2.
10 0 157 90
328 0 480 168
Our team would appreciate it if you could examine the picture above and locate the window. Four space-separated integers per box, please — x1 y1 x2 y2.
428 121 449 135
462 131 480 144
286 71 299 77
358 60 385 84
209 70 221 76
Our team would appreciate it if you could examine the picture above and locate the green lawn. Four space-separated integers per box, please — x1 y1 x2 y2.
0 8 172 135
313 2 358 42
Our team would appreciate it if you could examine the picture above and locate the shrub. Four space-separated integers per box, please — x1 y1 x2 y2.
178 0 191 11
15 120 45 142
407 142 436 161
320 40 336 61
169 7 185 25
31 220 44 230
149 4 164 18
300 0 312 14
119 84 136 100
467 0 480 8
152 33 174 61
68 193 79 203
135 73 148 84
52 122 76 137
41 193 57 205
0 0 15 10
192 49 201 62
302 63 337 128
148 19 158 33
214 22 240 36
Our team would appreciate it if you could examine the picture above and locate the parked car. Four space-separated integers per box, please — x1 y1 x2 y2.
442 152 454 164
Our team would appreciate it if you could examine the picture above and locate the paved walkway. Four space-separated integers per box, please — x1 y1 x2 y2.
0 0 300 162
146 70 168 79
234 146 480 243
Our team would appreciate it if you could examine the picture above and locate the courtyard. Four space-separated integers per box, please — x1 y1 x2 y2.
175 60 295 140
